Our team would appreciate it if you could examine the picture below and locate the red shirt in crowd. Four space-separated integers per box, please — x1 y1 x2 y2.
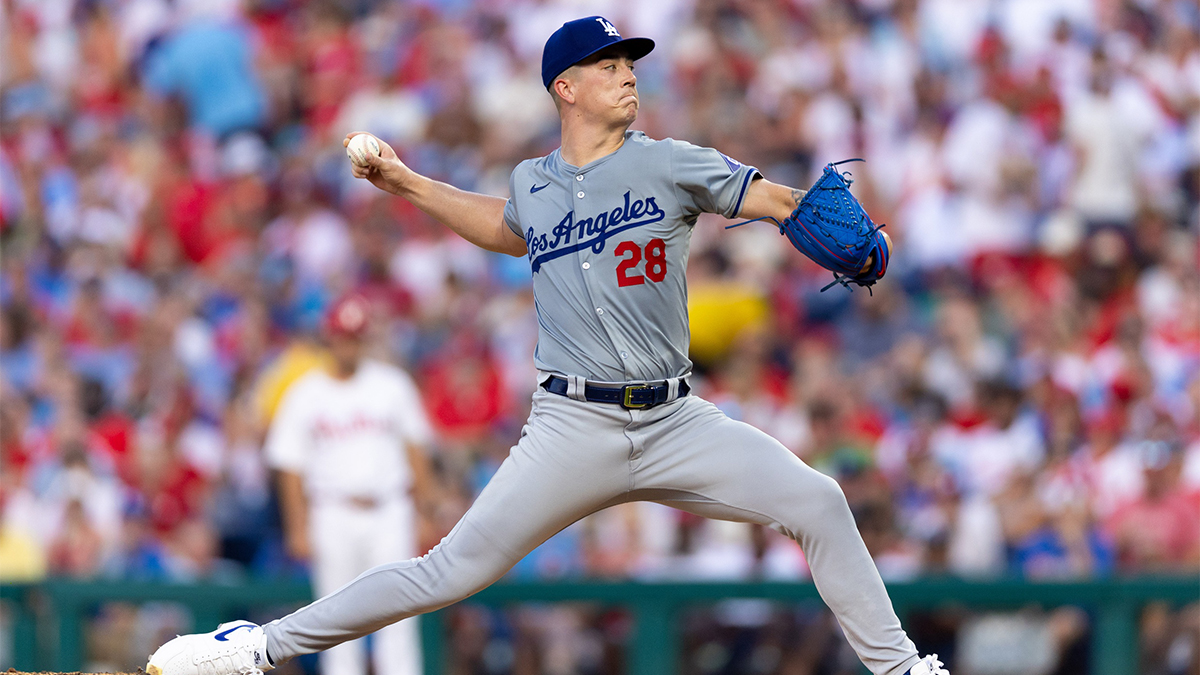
1108 487 1200 570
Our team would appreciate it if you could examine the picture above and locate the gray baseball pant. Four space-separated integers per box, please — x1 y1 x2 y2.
264 389 921 675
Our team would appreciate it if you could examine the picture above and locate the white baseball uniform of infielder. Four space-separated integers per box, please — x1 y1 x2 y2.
266 359 432 675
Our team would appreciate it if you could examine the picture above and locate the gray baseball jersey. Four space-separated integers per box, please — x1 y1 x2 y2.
503 130 761 383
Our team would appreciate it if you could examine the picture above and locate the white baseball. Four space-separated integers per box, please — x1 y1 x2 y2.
346 134 381 167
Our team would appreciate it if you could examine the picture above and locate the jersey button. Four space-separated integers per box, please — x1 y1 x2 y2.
620 351 629 359
581 262 590 270
596 308 604 315
577 191 585 198
576 175 584 182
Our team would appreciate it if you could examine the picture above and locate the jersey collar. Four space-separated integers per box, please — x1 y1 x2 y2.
554 130 640 173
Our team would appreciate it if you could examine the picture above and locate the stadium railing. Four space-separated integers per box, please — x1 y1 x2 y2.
2 577 1196 675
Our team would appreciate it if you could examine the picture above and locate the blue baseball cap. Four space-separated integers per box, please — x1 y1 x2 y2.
542 16 655 90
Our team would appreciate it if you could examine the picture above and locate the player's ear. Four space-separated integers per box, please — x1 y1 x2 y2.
553 76 576 105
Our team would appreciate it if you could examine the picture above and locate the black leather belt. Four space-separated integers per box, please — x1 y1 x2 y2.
542 376 690 409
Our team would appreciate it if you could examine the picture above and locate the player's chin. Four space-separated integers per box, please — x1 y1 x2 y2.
617 100 638 123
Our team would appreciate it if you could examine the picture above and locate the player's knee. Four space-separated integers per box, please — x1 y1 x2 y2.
415 563 473 604
415 557 498 607
803 472 853 523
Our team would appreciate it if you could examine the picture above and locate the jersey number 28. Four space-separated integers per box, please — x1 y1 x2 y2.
615 239 667 287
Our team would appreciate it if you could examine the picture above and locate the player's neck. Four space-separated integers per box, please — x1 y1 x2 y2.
559 120 629 168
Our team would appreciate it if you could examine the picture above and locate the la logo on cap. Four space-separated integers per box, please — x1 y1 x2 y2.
596 18 620 37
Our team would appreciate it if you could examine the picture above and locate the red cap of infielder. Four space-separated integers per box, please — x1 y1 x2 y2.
326 294 371 337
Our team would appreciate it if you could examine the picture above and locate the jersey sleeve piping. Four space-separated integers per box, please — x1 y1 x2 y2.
729 167 762 218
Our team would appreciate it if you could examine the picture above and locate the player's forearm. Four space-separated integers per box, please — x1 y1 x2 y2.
406 443 436 516
736 177 804 222
397 174 528 257
277 471 309 537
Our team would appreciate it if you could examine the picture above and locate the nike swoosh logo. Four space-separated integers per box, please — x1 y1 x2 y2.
215 625 253 642
530 183 550 193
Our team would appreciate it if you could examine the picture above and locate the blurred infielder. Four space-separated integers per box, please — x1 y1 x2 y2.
265 295 434 675
150 17 947 675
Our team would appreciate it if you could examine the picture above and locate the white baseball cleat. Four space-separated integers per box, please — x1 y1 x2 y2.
908 653 950 675
147 620 273 675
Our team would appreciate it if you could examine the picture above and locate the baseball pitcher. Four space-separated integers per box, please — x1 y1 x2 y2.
149 16 945 675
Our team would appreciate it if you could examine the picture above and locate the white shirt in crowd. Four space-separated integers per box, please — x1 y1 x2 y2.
265 360 433 504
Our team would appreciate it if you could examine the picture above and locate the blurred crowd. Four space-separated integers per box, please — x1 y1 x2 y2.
2 0 1199 596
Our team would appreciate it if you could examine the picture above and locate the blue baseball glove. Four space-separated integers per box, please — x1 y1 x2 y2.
731 159 889 292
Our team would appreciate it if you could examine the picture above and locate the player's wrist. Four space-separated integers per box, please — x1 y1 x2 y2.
388 164 421 197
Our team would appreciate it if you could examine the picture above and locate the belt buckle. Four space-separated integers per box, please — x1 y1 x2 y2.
622 383 652 409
